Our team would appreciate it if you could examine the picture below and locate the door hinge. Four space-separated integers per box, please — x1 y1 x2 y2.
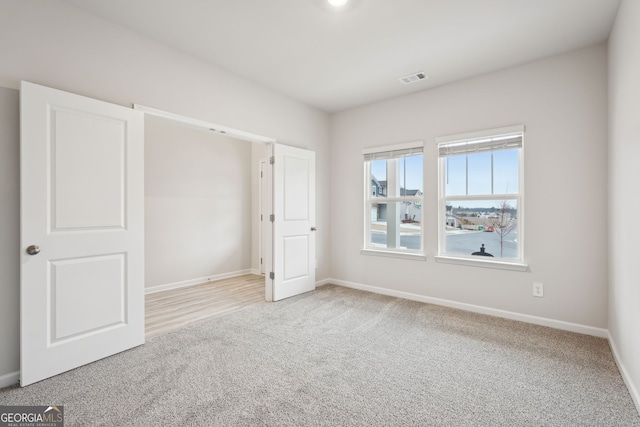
260 257 263 265
260 214 263 221
269 272 275 280
260 171 263 178
270 214 275 222
270 156 275 165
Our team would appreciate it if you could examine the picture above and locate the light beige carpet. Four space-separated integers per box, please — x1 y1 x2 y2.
1 284 638 426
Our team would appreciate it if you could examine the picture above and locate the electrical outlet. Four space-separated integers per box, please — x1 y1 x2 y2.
533 282 544 298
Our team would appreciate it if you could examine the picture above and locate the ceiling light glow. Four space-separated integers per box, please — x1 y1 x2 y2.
328 0 348 7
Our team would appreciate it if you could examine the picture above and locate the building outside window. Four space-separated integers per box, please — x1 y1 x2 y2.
437 126 524 265
363 142 424 258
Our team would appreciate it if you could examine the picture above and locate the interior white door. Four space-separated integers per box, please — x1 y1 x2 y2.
20 81 145 386
271 143 316 301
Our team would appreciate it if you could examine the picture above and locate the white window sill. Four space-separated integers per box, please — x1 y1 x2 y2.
361 249 426 261
435 255 528 271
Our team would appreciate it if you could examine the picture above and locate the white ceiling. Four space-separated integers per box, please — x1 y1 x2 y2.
62 0 621 113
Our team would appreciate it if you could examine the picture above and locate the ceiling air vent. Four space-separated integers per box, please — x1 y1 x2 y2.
399 72 428 85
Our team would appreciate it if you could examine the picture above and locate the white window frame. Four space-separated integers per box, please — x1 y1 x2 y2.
362 141 426 261
435 125 527 271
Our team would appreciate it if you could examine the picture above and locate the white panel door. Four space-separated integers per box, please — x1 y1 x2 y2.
272 144 316 301
20 81 145 386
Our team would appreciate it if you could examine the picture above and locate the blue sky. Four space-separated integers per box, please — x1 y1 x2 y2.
371 155 424 193
371 149 519 206
446 149 518 196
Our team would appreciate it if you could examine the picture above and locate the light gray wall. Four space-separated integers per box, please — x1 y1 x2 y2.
330 44 609 329
0 87 20 382
608 0 640 410
0 0 330 382
144 118 253 289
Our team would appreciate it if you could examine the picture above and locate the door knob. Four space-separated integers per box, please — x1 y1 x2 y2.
26 245 40 255
311 227 317 231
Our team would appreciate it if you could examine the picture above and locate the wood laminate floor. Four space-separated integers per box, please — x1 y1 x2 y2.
145 274 265 339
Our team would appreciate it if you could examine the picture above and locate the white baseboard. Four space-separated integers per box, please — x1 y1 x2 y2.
0 371 19 388
145 269 255 295
327 278 609 338
315 278 332 287
608 333 640 414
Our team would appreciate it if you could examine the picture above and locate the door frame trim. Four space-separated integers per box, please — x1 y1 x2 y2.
133 104 275 144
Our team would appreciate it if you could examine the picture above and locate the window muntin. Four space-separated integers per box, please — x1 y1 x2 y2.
445 155 466 196
438 127 524 262
364 142 424 256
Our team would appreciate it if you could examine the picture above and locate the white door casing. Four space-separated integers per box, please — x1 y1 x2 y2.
259 160 266 275
271 144 316 301
20 82 145 386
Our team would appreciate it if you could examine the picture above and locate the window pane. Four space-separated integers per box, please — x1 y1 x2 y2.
370 159 387 197
398 154 423 196
467 152 492 195
370 202 422 251
493 149 519 195
444 199 518 259
445 155 466 196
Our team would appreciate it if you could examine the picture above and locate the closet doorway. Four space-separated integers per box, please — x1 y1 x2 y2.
141 111 269 338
